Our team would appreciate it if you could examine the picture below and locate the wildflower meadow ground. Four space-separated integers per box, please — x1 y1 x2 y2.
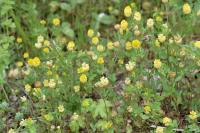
0 0 200 133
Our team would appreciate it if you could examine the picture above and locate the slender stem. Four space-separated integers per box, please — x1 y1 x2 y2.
1 85 10 102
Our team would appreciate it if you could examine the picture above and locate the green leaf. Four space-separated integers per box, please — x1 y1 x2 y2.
60 3 72 12
97 13 115 25
61 22 75 38
92 99 112 118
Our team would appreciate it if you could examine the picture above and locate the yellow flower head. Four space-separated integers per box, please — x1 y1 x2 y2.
87 29 94 38
97 57 104 64
194 41 200 48
125 41 132 50
40 19 46 25
156 126 164 133
82 99 90 107
97 45 105 52
92 36 99 45
162 0 168 3
107 41 114 49
189 111 198 120
80 74 87 83
158 34 166 43
183 3 191 14
23 52 29 58
77 62 90 73
17 37 23 43
162 117 171 126
73 85 80 92
125 61 135 71
144 105 151 114
124 6 132 17
52 18 61 26
118 59 124 65
147 18 154 28
134 12 141 21
58 105 65 113
154 59 162 69
28 57 41 67
44 40 50 46
105 121 113 129
43 47 49 53
132 39 141 49
120 19 128 30
67 41 75 51
95 76 109 88
44 113 54 121
25 84 31 92
156 16 163 22
16 61 23 67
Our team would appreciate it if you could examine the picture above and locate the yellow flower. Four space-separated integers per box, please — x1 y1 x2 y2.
183 3 191 14
35 42 42 48
124 6 132 17
67 41 75 51
162 117 171 126
23 52 29 58
40 19 46 25
8 128 16 133
48 79 56 88
25 84 31 92
136 81 143 89
197 10 200 16
189 111 198 120
33 87 41 96
125 41 132 50
162 0 168 3
78 62 90 73
37 35 44 43
134 12 141 21
44 40 50 46
154 59 162 69
33 57 41 67
97 57 104 64
107 41 114 49
125 61 135 71
97 45 105 52
105 121 113 129
71 113 79 121
16 61 23 67
52 18 60 26
17 37 23 43
194 41 200 48
47 70 52 75
44 113 53 121
158 34 166 43
132 39 141 49
118 59 124 65
43 79 49 87
147 18 154 28
156 16 163 22
156 126 164 133
58 105 65 113
144 105 151 114
82 99 90 107
92 36 99 45
120 20 128 30
28 57 41 67
87 29 94 37
43 47 49 53
73 85 80 92
80 74 87 83
155 39 160 47
95 76 109 88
